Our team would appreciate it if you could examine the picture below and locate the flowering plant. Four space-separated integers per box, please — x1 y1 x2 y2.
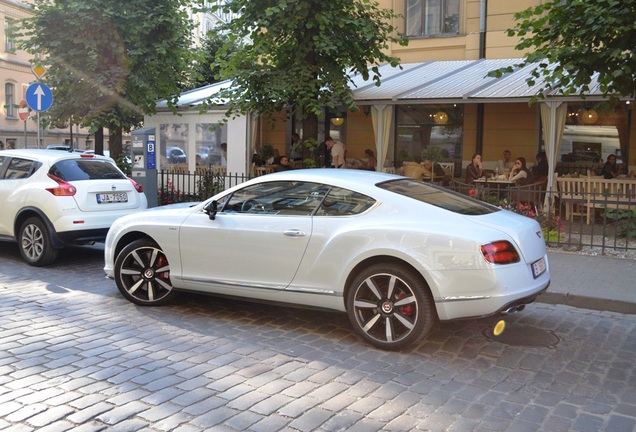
499 199 563 242
157 180 186 206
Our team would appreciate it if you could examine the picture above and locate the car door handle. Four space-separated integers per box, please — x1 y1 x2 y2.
284 229 306 237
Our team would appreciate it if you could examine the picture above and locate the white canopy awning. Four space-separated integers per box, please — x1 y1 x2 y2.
351 58 608 105
159 58 610 110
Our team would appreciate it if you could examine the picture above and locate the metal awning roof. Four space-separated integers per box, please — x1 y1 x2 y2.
156 80 232 109
158 58 610 110
351 58 608 105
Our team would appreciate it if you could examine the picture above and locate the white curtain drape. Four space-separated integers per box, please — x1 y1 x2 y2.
249 113 258 176
540 101 568 210
371 105 393 171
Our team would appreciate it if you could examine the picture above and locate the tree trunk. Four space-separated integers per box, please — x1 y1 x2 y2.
108 124 123 159
94 127 104 155
302 111 320 164
303 112 318 143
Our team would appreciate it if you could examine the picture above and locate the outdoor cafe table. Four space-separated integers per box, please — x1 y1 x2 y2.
473 177 516 199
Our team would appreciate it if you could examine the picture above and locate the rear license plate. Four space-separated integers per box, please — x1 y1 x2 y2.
97 192 128 203
532 257 546 279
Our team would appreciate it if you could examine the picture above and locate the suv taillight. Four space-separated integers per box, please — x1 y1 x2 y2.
46 174 77 196
129 178 143 193
480 241 520 264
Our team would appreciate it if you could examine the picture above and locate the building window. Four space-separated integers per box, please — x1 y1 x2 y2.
394 105 464 167
406 0 460 37
5 19 16 52
5 83 15 118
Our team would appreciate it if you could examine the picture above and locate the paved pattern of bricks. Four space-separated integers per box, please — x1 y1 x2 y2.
0 244 635 431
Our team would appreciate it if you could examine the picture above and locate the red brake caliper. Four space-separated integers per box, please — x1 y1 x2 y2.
397 292 415 316
156 255 170 280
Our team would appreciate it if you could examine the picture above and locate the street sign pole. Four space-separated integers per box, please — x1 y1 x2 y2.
18 99 29 148
25 82 53 149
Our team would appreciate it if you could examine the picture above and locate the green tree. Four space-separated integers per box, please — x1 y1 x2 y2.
17 0 200 158
203 0 407 142
190 31 242 90
490 0 636 102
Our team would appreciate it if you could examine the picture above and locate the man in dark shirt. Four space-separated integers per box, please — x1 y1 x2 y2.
275 156 293 172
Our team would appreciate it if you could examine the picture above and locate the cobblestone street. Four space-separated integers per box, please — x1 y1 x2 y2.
1 244 635 431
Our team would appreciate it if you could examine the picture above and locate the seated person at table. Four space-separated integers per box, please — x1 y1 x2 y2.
531 151 549 182
508 157 530 185
601 154 619 179
465 153 483 183
496 150 514 174
275 155 293 172
403 160 429 180
422 159 446 177
423 158 448 184
362 149 377 171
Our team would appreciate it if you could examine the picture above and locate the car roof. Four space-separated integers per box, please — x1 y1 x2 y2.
245 168 402 193
0 148 113 163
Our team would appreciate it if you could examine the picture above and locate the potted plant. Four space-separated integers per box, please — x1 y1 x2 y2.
301 139 319 168
257 143 275 165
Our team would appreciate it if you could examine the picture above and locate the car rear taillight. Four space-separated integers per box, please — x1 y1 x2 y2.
129 178 143 193
46 174 77 196
480 241 520 264
80 153 95 158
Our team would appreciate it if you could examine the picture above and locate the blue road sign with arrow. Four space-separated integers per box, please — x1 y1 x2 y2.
25 83 54 112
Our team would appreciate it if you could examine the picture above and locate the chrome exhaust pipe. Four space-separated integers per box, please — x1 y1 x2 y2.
502 304 526 314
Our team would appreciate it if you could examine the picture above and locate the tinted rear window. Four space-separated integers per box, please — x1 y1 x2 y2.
50 159 126 181
378 179 499 216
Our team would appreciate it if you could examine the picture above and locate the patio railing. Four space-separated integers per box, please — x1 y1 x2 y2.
157 169 636 254
157 169 250 205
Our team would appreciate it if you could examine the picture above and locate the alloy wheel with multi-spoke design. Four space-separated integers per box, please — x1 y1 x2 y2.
114 239 175 305
18 217 58 266
347 263 435 350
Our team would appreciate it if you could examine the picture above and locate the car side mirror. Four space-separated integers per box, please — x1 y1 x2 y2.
203 200 218 220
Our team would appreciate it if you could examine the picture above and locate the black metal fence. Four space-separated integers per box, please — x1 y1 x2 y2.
447 180 636 255
157 169 250 205
157 169 636 254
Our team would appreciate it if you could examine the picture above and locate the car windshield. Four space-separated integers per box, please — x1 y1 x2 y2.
378 179 499 216
49 159 126 181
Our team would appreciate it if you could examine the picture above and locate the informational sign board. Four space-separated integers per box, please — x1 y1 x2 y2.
147 136 156 170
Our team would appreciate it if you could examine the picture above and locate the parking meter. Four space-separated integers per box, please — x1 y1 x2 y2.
130 127 158 207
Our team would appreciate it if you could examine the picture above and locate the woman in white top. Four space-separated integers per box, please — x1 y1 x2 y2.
509 157 530 185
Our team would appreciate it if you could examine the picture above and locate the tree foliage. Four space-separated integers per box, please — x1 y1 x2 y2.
17 0 200 156
189 31 242 90
204 0 407 139
490 0 636 103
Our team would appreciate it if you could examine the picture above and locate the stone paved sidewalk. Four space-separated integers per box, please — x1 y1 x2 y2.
0 244 635 431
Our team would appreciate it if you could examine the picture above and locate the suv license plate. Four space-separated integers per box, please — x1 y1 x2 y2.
97 192 128 203
532 257 546 279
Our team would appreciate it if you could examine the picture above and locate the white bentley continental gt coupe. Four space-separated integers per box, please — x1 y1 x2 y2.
104 169 550 350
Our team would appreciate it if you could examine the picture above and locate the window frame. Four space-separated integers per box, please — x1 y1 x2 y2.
4 18 16 53
221 181 329 216
5 82 15 119
218 180 376 217
2 157 37 180
405 0 460 38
